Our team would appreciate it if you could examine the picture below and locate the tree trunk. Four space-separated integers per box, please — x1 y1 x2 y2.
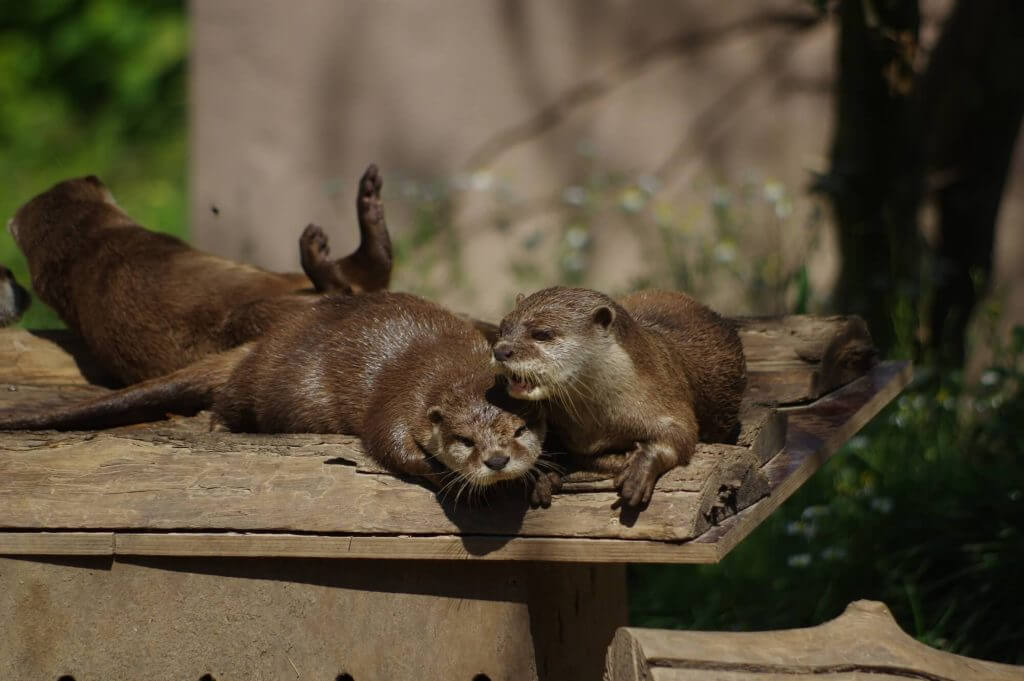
919 0 1024 366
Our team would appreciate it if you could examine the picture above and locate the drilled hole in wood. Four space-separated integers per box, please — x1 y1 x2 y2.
199 675 216 681
472 674 491 681
56 676 76 681
336 674 355 681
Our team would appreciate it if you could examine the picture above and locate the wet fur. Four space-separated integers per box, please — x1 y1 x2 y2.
7 168 391 384
494 287 746 506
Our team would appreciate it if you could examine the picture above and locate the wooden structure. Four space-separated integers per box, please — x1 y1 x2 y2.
605 600 1024 680
0 317 910 680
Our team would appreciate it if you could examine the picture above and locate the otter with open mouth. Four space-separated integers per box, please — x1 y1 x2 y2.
492 287 746 506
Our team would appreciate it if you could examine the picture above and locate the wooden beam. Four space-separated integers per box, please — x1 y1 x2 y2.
605 600 1023 680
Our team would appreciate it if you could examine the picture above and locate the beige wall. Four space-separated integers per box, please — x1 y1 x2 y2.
191 0 1022 332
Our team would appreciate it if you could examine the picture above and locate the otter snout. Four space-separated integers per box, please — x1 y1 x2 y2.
483 452 510 470
493 342 514 362
0 266 31 327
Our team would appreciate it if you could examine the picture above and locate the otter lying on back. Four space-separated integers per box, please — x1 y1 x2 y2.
492 287 746 506
0 292 548 501
7 166 391 384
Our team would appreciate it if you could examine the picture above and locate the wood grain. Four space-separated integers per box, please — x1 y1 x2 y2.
0 323 907 563
605 600 1023 680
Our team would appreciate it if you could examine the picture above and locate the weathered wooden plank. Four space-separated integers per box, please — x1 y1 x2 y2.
736 403 787 465
108 533 720 563
0 531 113 555
605 600 1023 681
0 361 910 562
693 361 913 559
734 315 868 363
0 329 114 387
0 327 909 562
0 429 720 541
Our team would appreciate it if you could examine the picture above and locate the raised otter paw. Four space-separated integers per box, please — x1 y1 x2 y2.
357 163 384 228
613 444 662 507
530 470 563 508
300 223 331 266
299 224 353 294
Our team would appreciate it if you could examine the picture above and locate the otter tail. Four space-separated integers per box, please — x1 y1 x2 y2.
0 344 251 431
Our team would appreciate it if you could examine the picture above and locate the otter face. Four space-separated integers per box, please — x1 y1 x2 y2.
425 384 546 488
0 266 31 327
492 287 620 401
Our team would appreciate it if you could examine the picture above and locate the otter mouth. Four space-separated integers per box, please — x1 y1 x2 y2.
505 371 546 400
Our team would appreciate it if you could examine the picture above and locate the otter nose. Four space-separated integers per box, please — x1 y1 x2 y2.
484 453 510 470
493 342 514 362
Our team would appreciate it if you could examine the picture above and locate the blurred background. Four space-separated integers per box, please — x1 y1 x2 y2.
1 0 1021 663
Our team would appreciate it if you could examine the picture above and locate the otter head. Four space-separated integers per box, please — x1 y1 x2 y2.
8 175 118 251
0 266 31 327
493 286 625 401
425 376 547 488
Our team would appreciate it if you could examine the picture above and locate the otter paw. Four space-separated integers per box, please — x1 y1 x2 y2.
613 446 660 507
530 470 563 508
299 223 331 265
358 163 384 225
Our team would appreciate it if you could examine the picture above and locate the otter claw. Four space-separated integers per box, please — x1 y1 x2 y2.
613 446 658 507
530 470 563 508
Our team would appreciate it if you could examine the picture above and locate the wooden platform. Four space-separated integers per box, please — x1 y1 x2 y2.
0 317 910 564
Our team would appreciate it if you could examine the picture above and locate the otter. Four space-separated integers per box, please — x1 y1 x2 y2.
492 287 746 506
0 265 30 327
6 165 391 384
0 292 550 502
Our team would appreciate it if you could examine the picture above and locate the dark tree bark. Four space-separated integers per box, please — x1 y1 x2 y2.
823 0 922 356
919 0 1024 366
824 0 1024 365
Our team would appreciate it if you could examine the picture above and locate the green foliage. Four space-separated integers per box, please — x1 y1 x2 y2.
630 334 1024 664
0 0 186 328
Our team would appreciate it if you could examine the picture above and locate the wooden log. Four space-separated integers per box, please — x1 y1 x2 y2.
739 315 878 404
604 600 1023 681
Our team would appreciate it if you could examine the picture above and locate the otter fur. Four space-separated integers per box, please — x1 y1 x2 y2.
0 292 549 500
7 165 391 384
492 287 746 506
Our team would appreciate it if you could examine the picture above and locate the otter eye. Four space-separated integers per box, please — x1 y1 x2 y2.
531 329 554 342
514 425 528 438
455 435 475 448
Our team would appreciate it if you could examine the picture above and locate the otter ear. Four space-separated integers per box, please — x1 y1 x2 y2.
427 406 444 425
592 305 615 331
514 292 526 306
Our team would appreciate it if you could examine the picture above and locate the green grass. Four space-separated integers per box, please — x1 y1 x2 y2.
0 0 187 328
630 358 1024 664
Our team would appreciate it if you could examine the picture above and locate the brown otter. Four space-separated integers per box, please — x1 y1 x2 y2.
6 165 391 384
492 287 746 506
0 265 30 327
0 292 550 501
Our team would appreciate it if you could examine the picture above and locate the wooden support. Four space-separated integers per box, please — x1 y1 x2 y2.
604 600 1023 681
0 316 907 680
0 555 625 681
